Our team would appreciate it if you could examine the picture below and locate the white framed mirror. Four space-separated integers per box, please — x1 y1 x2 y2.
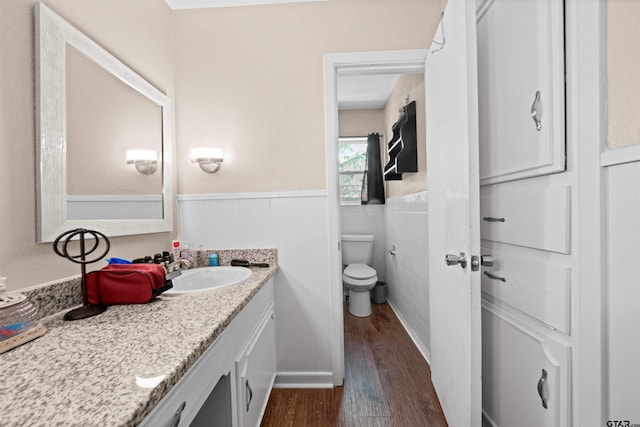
35 3 173 242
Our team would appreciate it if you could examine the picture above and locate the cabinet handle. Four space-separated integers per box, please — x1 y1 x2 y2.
530 90 543 131
483 217 505 223
537 369 548 409
245 379 253 412
168 401 186 427
483 271 506 283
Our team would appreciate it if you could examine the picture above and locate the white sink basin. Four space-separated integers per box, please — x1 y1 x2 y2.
164 266 252 295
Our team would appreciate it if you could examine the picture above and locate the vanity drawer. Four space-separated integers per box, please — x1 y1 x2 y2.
481 247 570 333
480 186 571 254
235 305 276 427
482 302 571 427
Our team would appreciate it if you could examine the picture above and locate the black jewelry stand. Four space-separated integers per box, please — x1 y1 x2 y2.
53 229 110 321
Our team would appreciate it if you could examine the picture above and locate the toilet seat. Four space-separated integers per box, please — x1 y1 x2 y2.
343 263 377 287
344 263 376 280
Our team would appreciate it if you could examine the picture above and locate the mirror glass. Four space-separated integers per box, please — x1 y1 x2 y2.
36 4 173 242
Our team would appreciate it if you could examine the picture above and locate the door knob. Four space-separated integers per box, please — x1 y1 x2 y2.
471 254 494 271
480 255 494 267
445 252 467 269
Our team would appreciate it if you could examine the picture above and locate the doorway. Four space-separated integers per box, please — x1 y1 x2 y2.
323 49 429 385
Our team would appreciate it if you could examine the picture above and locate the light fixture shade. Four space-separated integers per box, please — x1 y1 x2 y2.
126 149 158 175
191 147 224 173
126 149 157 162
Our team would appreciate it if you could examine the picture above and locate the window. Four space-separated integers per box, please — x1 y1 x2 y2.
338 137 368 204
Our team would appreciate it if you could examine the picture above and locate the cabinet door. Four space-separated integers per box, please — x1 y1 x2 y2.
236 306 276 427
482 302 571 427
477 0 565 185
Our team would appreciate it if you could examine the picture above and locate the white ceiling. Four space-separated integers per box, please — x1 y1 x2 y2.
337 74 401 111
164 0 330 9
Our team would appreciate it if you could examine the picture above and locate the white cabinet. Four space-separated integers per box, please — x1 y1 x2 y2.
140 279 276 427
476 0 565 185
479 185 574 425
235 306 276 427
482 301 571 427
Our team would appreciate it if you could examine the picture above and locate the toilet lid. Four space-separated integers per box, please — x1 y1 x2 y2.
344 263 376 280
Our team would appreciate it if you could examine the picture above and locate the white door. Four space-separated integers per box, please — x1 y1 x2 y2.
426 1 482 426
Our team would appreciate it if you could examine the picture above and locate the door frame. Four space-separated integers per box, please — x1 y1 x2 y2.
323 49 429 385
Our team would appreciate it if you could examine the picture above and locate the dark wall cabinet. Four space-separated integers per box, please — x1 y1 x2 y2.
384 101 418 180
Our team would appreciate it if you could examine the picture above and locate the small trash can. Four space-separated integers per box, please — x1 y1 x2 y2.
371 281 388 304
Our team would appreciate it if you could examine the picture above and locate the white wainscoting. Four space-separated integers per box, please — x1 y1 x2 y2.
67 194 163 220
384 191 430 360
605 161 640 421
178 190 334 388
340 204 386 281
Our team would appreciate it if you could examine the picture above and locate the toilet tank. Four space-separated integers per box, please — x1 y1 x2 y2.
341 234 375 265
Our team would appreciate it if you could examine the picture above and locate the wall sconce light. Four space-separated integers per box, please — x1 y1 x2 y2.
191 148 224 173
126 149 158 175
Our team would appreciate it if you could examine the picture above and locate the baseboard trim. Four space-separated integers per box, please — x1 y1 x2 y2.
273 371 335 389
386 299 431 364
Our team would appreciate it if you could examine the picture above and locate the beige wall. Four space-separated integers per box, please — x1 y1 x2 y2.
338 109 385 137
608 0 640 149
173 0 443 194
384 73 427 198
0 0 174 291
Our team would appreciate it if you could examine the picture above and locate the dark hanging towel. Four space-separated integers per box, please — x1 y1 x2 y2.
361 133 385 205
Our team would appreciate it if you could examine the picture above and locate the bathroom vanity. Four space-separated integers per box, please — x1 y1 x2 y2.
0 263 277 427
141 277 276 427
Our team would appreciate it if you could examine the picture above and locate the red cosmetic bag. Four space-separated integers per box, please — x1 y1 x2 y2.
86 263 172 305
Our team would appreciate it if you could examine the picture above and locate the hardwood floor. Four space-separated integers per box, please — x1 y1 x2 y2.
261 302 448 426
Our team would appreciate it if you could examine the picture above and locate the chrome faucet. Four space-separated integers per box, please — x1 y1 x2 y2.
166 258 191 273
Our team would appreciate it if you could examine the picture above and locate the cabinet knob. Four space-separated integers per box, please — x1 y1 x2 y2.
530 90 543 131
483 271 506 283
537 369 548 409
245 379 254 412
483 217 505 223
168 401 186 427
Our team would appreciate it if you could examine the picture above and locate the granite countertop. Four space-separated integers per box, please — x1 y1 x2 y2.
0 255 277 427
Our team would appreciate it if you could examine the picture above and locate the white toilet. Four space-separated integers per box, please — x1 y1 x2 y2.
341 234 378 317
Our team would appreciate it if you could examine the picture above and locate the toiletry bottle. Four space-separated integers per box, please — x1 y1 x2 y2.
180 243 193 264
153 253 164 265
171 240 181 261
208 253 219 267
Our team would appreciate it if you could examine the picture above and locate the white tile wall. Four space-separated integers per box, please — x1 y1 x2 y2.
384 191 430 360
178 192 333 385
